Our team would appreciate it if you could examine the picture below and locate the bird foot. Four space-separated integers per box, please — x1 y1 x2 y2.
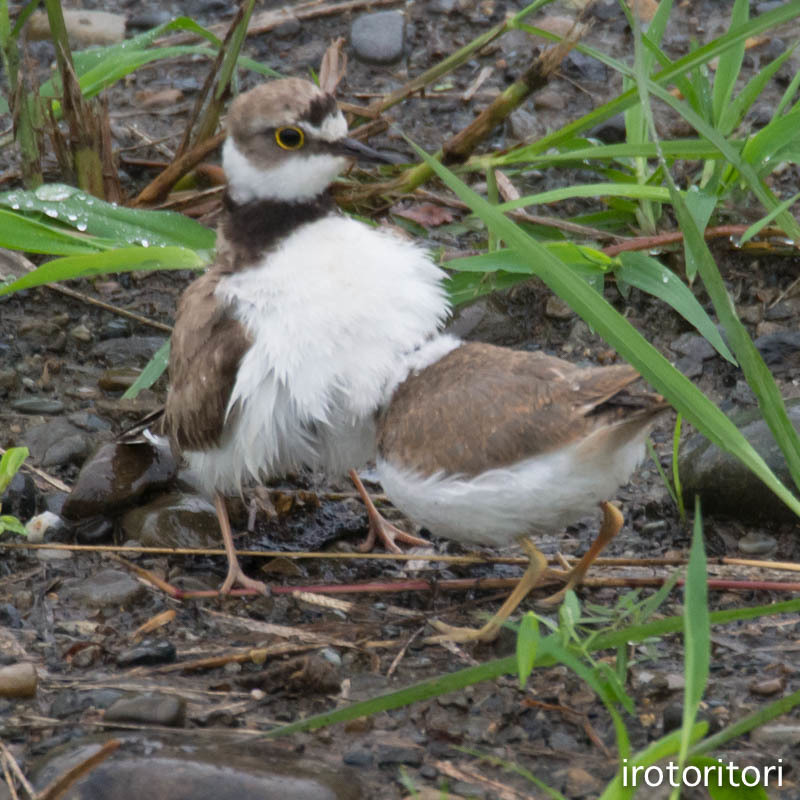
424 618 500 644
357 515 430 554
220 562 268 596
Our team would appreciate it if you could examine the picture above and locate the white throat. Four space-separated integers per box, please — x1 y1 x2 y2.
223 138 348 203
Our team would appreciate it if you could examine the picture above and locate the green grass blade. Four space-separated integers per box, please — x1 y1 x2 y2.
616 252 734 363
711 0 748 127
122 340 170 399
719 43 796 136
676 498 710 783
740 191 800 245
407 138 800 517
0 446 29 494
0 184 216 251
493 3 800 166
0 246 207 296
0 209 107 255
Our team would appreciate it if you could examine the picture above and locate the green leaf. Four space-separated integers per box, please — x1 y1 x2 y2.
711 0 748 127
516 612 539 688
681 187 718 281
0 515 28 536
0 446 29 495
739 191 800 245
0 208 107 255
691 757 770 799
678 497 710 766
0 184 216 251
407 136 800 518
0 246 208 296
123 339 171 399
616 251 735 363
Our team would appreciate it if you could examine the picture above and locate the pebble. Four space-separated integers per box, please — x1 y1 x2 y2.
62 441 177 521
565 766 603 798
27 9 125 46
670 332 716 361
25 511 64 542
351 11 405 65
590 113 626 143
545 296 573 320
122 492 219 549
375 743 424 767
49 689 124 718
0 471 38 521
70 323 92 342
0 603 23 629
104 693 187 726
342 749 373 767
0 662 37 698
26 737 363 799
749 677 784 696
100 318 132 339
90 335 166 366
62 568 146 609
12 398 65 415
24 418 92 467
737 531 777 555
507 109 537 142
116 639 177 668
678 399 800 522
533 89 567 111
563 50 608 82
750 723 800 748
0 367 18 394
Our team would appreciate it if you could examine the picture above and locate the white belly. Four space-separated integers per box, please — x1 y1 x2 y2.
377 431 648 547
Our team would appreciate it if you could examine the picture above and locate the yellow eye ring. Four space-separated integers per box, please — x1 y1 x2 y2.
275 126 304 150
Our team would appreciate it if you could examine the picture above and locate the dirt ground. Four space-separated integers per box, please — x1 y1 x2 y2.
1 1 800 798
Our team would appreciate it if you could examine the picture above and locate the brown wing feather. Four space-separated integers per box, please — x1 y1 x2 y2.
378 341 665 476
162 270 252 453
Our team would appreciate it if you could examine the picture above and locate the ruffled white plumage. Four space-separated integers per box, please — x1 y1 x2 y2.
186 214 448 495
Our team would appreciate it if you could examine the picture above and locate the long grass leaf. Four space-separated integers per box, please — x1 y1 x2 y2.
0 246 207 296
407 138 800 517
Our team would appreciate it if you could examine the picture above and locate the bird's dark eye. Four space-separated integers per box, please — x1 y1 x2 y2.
275 126 304 150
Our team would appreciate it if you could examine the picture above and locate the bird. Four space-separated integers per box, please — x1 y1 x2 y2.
162 77 669 636
161 78 448 594
375 340 668 642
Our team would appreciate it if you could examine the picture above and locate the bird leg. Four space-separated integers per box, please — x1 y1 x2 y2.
537 500 624 607
215 492 268 595
426 540 549 644
349 468 430 553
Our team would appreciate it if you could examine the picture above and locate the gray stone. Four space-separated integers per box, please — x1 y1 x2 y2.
0 367 18 394
90 336 166 366
375 743 424 767
62 568 146 608
115 639 176 668
670 332 716 361
24 418 90 467
737 531 776 555
28 737 362 799
678 399 800 522
122 492 219 549
0 662 37 698
104 693 186 727
351 11 405 65
62 441 176 521
12 398 65 415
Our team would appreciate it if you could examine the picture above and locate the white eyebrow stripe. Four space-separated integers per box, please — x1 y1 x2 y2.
300 111 348 142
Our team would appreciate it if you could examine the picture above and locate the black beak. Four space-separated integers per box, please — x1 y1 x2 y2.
331 137 406 165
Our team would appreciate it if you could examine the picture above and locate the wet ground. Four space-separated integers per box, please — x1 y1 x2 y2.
1 1 800 798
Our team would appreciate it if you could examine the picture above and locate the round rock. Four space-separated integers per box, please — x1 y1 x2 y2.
351 11 405 65
62 441 177 521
